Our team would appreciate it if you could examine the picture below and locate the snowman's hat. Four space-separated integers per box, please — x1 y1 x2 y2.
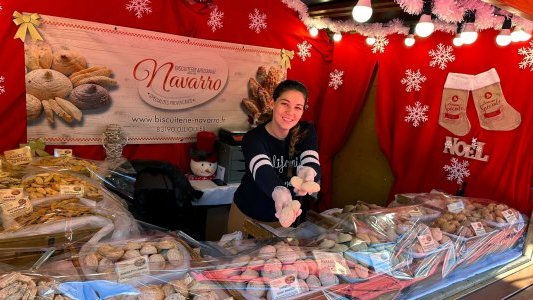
190 131 218 162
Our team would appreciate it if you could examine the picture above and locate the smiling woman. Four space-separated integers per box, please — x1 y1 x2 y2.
228 80 322 232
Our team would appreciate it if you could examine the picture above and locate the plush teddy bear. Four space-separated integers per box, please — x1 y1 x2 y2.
189 131 218 179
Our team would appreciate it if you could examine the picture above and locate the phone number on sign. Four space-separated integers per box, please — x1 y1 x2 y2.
156 126 206 133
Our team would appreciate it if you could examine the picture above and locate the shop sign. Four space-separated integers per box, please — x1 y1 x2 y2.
443 136 489 162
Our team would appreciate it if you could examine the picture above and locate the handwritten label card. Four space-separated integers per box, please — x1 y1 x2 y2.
471 222 486 236
447 201 465 213
60 185 84 197
417 233 438 252
312 251 349 275
115 255 150 282
269 275 301 300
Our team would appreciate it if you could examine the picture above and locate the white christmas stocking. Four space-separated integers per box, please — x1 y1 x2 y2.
472 68 521 131
439 73 473 136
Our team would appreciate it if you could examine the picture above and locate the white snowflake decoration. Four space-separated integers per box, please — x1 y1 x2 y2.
208 6 224 32
0 76 5 95
401 69 427 92
126 0 152 19
0 3 3 12
404 101 429 127
518 41 533 71
297 41 312 61
471 138 478 151
372 36 389 53
443 157 470 185
444 140 453 150
328 69 344 90
249 8 267 34
429 43 456 70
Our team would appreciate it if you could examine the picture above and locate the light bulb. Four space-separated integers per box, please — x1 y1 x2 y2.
404 34 415 47
496 29 511 46
366 36 376 45
461 23 477 44
309 26 319 37
415 14 434 38
453 34 463 47
511 28 524 42
352 0 373 23
520 30 531 41
333 32 342 42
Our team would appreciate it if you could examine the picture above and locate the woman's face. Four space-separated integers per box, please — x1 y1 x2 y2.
271 90 305 132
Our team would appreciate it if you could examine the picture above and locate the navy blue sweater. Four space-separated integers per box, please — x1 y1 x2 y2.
234 121 321 222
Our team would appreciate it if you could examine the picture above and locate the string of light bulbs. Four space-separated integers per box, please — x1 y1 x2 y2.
281 0 532 46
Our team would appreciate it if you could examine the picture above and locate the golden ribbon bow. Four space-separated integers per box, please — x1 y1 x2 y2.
13 11 43 42
280 49 294 69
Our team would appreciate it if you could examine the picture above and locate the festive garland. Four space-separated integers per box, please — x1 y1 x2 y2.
281 0 533 37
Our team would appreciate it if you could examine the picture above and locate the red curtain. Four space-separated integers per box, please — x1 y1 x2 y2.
376 31 533 214
316 34 378 211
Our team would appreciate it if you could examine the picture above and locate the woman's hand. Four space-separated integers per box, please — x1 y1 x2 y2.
272 187 302 227
297 166 316 181
272 186 292 218
291 166 320 196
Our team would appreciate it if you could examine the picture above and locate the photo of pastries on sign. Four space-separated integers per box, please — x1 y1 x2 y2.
241 65 286 127
24 40 118 126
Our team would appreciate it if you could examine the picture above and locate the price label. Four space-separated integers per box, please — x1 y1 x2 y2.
4 146 32 166
369 251 392 274
312 251 349 275
54 148 73 157
115 255 150 282
0 188 24 202
0 196 33 218
409 207 423 217
501 209 518 224
269 275 300 300
471 222 486 236
60 185 84 197
417 233 438 253
447 201 465 213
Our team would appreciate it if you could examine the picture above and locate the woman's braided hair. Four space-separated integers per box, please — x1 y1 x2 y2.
272 80 309 177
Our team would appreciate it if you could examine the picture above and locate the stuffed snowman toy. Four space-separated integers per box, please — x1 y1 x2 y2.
189 131 218 179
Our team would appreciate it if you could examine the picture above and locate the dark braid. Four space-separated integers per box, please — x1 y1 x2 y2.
287 124 308 178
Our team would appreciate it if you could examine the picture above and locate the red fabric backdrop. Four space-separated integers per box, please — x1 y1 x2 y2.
0 1 531 213
316 34 378 211
0 0 364 210
376 31 533 214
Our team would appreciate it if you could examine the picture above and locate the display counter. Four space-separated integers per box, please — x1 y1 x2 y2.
0 155 531 299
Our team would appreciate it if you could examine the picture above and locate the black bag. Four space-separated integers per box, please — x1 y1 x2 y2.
130 160 202 232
